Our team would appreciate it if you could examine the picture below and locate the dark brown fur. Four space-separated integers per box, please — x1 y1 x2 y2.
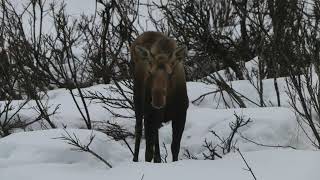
131 31 189 162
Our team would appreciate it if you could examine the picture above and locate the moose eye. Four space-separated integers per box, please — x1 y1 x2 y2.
170 61 177 69
169 60 175 66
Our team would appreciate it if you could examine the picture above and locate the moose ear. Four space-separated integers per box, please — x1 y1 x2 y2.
173 46 187 61
135 45 150 60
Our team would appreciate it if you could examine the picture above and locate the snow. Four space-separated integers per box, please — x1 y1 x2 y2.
106 150 320 180
0 129 130 167
0 129 318 180
182 107 309 155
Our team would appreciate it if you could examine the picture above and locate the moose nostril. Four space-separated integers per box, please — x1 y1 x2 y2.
152 105 163 109
151 89 166 109
151 100 165 109
152 103 164 109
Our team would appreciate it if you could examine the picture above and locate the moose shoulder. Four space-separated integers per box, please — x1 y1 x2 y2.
131 31 189 162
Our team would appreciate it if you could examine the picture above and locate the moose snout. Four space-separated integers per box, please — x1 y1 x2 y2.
151 89 167 109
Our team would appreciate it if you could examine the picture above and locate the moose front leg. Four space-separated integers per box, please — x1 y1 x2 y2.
133 113 142 162
153 129 161 163
171 110 187 161
144 115 155 162
153 109 163 163
133 86 144 162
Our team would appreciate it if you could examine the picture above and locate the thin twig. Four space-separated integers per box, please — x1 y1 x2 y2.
238 133 297 150
236 148 257 180
56 129 113 168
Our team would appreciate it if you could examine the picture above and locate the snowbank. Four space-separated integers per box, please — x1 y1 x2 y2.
0 129 131 169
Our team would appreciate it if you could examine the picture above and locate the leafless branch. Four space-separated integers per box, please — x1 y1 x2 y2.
56 129 113 168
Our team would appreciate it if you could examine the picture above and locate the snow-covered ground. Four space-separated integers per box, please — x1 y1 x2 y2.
0 68 317 179
0 129 318 180
1 0 320 180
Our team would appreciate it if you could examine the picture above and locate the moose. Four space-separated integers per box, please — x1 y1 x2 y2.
131 31 189 162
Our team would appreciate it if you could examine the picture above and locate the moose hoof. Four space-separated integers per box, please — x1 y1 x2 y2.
133 157 139 162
